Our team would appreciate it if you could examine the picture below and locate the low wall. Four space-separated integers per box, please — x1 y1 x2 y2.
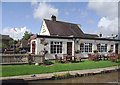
0 54 44 65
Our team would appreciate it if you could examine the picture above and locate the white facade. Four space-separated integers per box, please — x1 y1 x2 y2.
31 19 120 60
30 37 120 60
40 20 50 35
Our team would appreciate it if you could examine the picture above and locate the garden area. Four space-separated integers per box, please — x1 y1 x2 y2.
1 59 120 77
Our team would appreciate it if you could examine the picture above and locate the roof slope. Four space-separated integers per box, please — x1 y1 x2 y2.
44 19 98 38
0 34 10 40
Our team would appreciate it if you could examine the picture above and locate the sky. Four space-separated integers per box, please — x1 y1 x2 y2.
1 0 119 40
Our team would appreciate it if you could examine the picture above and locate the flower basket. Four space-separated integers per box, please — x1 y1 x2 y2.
79 40 84 45
93 50 98 53
108 49 112 53
28 44 30 46
75 50 80 54
95 42 99 45
44 50 48 54
42 40 48 46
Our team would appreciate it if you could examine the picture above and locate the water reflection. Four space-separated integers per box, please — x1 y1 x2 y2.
29 71 119 84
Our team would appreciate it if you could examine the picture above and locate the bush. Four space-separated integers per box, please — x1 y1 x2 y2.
61 60 65 63
44 60 53 65
15 48 19 53
53 72 71 80
10 48 20 53
75 73 79 77
65 72 71 77
0 43 8 52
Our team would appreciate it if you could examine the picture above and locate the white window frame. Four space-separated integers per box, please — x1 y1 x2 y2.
50 41 63 54
80 43 92 53
97 43 107 52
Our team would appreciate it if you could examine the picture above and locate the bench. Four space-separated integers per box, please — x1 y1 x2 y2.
111 54 119 63
55 54 62 63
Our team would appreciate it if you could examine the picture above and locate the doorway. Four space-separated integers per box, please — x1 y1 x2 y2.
115 43 118 55
32 41 36 54
67 42 72 55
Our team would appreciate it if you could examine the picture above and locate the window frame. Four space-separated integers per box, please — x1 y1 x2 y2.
50 41 63 54
97 43 107 52
80 43 92 53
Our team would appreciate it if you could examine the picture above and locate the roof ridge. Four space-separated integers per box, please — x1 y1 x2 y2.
44 19 80 25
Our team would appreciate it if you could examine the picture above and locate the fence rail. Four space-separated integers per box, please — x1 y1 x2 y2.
0 54 44 65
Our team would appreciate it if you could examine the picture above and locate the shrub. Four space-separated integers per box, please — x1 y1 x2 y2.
0 43 8 52
65 72 71 77
61 60 65 63
75 73 79 77
44 60 53 65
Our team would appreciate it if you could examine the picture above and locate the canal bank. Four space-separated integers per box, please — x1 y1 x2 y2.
1 66 119 82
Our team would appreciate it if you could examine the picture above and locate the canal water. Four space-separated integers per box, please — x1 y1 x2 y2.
28 71 119 84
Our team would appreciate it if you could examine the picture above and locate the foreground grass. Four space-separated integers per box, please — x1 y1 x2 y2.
1 60 120 77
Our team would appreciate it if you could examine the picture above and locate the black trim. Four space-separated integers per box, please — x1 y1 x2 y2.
37 35 120 41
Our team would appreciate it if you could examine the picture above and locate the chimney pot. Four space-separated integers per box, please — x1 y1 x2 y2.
51 15 56 21
99 33 102 38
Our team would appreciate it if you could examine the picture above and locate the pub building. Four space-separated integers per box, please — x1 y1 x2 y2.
30 15 120 60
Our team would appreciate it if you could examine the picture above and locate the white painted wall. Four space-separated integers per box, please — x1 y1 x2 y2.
35 38 73 59
40 20 50 35
118 42 120 54
31 37 119 59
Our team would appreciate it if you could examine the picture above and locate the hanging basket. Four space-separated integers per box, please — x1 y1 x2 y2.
42 40 48 46
93 50 98 53
95 42 99 45
79 40 84 45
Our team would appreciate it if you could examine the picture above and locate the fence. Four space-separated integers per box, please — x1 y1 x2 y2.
0 54 44 65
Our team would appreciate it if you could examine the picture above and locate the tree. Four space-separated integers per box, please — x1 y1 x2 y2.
9 40 17 44
0 43 8 52
22 31 32 40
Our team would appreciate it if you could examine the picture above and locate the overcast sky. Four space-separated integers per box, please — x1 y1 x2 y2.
1 0 119 40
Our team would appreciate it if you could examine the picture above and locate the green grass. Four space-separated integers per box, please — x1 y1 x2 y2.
1 60 120 77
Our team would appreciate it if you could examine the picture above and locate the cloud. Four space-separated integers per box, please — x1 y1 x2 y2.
71 8 76 12
96 17 118 36
33 2 58 20
65 11 69 16
26 15 30 19
86 20 95 26
80 11 88 18
88 0 118 18
88 0 118 37
0 27 31 40
31 0 38 6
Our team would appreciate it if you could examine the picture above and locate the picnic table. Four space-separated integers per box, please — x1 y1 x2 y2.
63 54 76 62
88 53 106 61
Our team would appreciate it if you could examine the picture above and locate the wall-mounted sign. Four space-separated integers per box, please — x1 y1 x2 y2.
42 25 46 33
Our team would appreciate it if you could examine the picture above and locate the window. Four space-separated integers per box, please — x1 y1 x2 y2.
80 43 92 53
50 41 62 54
97 43 107 52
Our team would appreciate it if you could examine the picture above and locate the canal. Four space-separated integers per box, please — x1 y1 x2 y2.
28 71 119 84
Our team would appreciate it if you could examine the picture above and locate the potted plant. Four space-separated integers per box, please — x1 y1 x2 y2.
75 49 80 54
42 40 48 46
43 48 48 54
108 49 112 53
93 50 98 53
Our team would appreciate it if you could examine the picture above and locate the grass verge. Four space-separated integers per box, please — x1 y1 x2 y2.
1 60 120 77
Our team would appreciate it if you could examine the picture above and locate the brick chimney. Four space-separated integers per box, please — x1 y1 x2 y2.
99 33 102 38
51 15 56 21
